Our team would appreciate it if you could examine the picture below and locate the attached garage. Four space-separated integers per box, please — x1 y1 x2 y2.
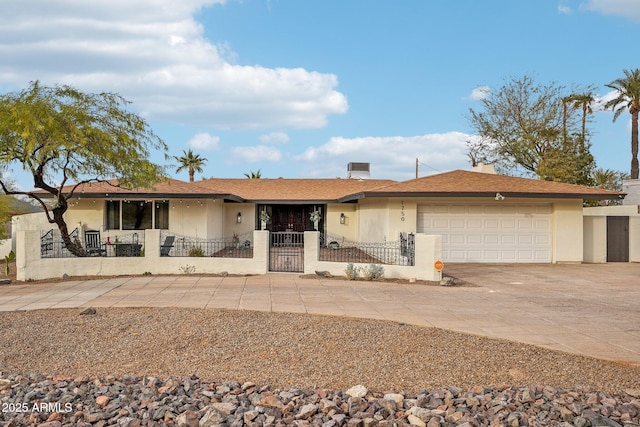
418 203 552 263
337 168 625 264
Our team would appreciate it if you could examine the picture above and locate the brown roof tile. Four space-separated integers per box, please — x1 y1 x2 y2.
343 170 625 201
39 171 625 202
196 178 396 202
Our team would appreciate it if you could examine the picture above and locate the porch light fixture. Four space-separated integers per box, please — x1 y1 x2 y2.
340 213 346 224
237 212 242 224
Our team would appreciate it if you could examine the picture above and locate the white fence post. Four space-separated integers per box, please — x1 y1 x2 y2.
303 231 319 274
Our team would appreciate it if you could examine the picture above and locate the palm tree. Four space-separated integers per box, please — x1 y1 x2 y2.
571 92 594 150
592 168 628 206
593 168 620 190
175 149 207 182
605 69 640 179
243 169 262 179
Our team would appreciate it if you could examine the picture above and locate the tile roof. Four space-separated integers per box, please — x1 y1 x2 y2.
195 178 396 202
340 170 626 201
45 178 227 199
42 170 625 202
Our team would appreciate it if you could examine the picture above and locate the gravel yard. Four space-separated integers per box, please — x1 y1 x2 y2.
1 307 639 394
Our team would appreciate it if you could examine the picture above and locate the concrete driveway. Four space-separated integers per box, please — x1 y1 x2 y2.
0 263 638 365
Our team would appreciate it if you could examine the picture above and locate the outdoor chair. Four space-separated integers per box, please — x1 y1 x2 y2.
84 230 106 256
160 235 175 256
41 229 54 253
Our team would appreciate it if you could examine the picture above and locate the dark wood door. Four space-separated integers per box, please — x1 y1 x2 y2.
607 216 629 262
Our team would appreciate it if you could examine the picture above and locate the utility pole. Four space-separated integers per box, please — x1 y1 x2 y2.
415 158 418 179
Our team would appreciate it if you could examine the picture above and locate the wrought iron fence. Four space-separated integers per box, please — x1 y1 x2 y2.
40 228 144 258
319 233 415 266
159 230 253 258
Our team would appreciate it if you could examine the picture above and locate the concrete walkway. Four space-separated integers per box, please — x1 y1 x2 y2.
1 263 639 366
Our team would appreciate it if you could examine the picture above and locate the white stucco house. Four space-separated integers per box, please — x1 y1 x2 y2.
13 165 626 281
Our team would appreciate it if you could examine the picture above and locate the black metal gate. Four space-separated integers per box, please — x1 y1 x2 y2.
269 232 304 272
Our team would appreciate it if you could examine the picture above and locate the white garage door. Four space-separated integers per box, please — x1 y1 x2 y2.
417 204 552 263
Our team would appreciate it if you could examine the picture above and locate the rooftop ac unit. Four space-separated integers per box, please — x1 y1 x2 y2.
347 162 370 179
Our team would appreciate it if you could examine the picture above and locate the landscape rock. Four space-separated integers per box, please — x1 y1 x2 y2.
0 374 637 427
346 385 368 398
79 307 96 315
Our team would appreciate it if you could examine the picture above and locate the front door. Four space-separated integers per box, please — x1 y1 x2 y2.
261 204 324 272
607 216 629 262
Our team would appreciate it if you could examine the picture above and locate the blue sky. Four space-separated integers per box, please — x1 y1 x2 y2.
0 0 639 187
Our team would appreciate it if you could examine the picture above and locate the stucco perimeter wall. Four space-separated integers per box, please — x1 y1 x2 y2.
584 205 640 262
303 231 443 281
583 216 607 263
16 230 270 281
552 200 584 263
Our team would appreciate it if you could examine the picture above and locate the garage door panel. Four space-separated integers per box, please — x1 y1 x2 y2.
485 219 499 229
501 219 516 229
518 235 532 244
433 219 449 228
518 219 533 229
535 235 550 244
450 235 465 244
535 220 550 230
501 235 516 244
417 203 551 263
485 234 499 244
467 219 482 228
467 234 483 244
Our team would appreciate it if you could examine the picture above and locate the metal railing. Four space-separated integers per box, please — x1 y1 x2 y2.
40 229 144 258
159 230 253 258
319 233 415 266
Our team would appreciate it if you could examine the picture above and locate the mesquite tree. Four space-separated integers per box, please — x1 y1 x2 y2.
467 75 595 185
0 81 167 256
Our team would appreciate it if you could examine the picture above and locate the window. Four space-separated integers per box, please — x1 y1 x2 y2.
105 201 120 230
105 200 169 230
122 200 152 230
155 201 169 229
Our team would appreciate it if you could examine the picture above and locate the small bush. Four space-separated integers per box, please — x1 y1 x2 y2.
345 263 360 280
363 264 384 281
179 264 196 274
188 246 205 257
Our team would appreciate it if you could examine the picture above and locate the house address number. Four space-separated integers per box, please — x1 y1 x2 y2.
400 200 405 222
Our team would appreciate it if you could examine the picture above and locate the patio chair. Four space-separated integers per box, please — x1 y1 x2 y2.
84 230 106 256
41 229 54 253
160 235 175 257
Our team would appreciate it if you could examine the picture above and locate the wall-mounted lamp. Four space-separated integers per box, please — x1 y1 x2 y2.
340 213 346 224
237 212 242 224
495 192 505 201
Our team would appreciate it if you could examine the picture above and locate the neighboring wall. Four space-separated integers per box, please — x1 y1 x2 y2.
583 205 640 263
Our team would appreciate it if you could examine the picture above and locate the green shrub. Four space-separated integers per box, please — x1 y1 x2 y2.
4 250 15 276
188 246 205 257
179 264 196 274
345 263 360 280
363 264 384 281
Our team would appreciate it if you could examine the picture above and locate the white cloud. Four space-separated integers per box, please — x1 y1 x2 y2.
581 0 640 21
558 5 572 14
0 0 348 129
232 145 282 163
469 86 490 101
188 133 220 150
295 132 473 180
259 131 290 144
